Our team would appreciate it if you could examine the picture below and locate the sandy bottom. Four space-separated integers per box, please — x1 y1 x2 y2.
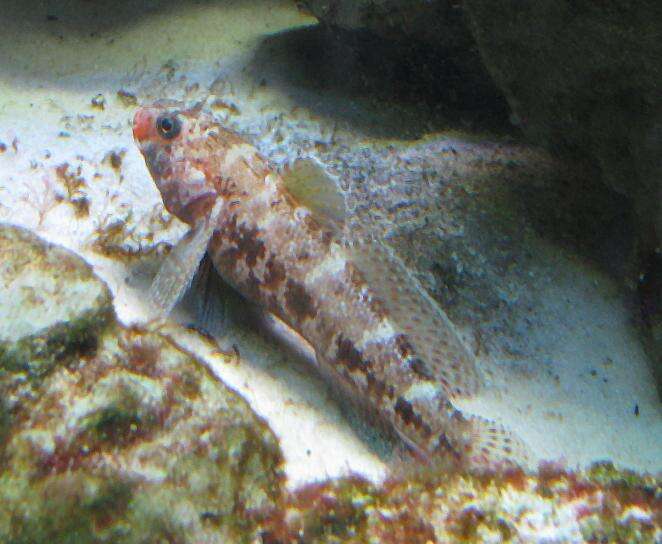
0 0 659 485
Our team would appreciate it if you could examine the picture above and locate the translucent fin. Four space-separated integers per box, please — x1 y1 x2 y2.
349 237 481 398
148 201 223 316
282 158 346 234
178 253 230 335
467 416 531 469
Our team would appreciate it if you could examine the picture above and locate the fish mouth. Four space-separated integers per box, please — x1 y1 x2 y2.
132 108 155 142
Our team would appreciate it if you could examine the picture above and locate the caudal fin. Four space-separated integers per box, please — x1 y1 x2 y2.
466 416 531 470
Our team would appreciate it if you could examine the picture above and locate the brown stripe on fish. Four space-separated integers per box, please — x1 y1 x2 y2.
394 397 432 437
284 278 317 322
263 256 287 290
334 334 371 373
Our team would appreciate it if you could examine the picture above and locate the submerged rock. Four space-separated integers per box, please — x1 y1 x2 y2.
0 224 113 380
298 0 474 50
0 224 284 543
264 463 660 543
463 1 661 230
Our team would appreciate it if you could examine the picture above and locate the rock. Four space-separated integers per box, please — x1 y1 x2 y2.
263 463 661 543
0 224 114 379
0 225 285 543
297 0 474 50
291 0 507 136
463 1 662 245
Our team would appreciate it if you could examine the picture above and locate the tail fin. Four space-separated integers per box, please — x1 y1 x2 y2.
466 416 532 470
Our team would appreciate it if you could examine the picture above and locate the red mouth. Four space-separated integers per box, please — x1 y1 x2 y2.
132 109 154 142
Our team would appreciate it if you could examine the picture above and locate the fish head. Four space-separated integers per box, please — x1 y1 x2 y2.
133 103 225 226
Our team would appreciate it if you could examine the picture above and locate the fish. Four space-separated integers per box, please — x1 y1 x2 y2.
132 101 528 468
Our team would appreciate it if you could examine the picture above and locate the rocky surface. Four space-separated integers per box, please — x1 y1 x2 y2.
297 0 473 49
0 224 285 543
266 462 661 543
464 1 661 231
0 225 114 378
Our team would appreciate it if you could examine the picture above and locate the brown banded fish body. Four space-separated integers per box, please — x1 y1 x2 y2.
133 103 528 468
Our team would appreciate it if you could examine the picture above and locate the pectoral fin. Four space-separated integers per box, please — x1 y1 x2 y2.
281 158 346 235
148 200 223 316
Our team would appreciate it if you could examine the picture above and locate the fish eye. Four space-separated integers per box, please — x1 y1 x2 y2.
156 114 181 139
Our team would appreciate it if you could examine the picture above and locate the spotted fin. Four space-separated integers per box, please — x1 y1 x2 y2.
467 416 531 469
349 237 482 398
148 201 223 316
281 158 346 234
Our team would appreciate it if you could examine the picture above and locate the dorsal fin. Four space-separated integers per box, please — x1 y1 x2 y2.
281 158 346 235
348 236 482 399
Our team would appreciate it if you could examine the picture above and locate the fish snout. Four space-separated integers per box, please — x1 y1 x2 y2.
132 108 155 142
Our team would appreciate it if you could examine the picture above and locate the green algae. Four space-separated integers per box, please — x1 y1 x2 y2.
0 307 112 378
587 461 652 489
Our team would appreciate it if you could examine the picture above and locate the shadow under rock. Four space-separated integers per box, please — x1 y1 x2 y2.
248 24 516 140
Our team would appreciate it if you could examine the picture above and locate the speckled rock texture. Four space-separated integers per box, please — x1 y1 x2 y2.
0 224 284 543
262 463 661 543
0 224 114 378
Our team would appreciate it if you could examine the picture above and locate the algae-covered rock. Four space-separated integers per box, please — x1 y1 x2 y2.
0 224 114 379
264 463 661 543
0 225 285 543
0 325 285 543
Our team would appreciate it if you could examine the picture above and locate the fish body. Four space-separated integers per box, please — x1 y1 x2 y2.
133 103 525 467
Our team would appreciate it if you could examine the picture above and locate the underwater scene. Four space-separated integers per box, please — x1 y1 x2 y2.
0 1 660 542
